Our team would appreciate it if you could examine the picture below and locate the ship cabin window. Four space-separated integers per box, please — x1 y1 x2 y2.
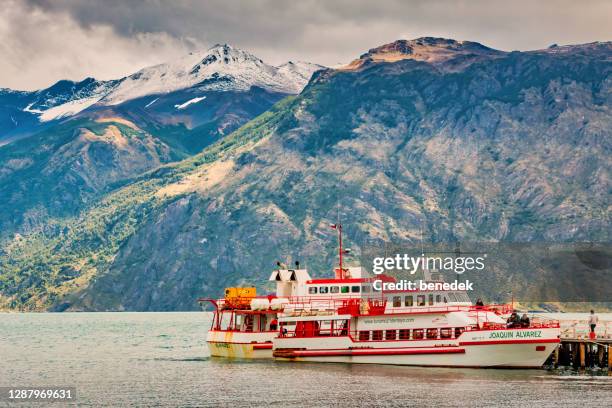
405 295 413 307
452 292 469 302
243 315 254 332
386 330 397 340
443 296 448 303
399 329 410 340
440 328 452 339
308 287 318 294
413 329 424 339
337 320 349 336
455 327 464 338
220 312 233 330
417 295 426 306
330 286 339 294
448 292 457 302
359 330 370 341
426 328 438 339
318 320 332 335
361 285 371 293
341 286 350 294
319 286 329 294
436 294 441 303
351 286 360 293
428 294 434 305
232 314 243 330
393 296 401 307
372 330 383 341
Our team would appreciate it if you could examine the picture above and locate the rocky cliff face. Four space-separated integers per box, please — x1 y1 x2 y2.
0 119 175 240
0 38 610 311
344 37 504 70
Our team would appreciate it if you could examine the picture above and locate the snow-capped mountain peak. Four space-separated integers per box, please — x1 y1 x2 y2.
277 61 325 85
100 44 322 105
199 44 265 66
14 45 325 123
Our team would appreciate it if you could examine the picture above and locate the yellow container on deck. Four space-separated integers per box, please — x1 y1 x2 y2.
224 287 256 309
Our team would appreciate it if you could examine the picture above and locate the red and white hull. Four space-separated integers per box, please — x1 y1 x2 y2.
273 327 560 368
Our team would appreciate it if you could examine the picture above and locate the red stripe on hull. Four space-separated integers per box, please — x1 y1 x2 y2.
208 341 273 346
252 343 273 350
275 347 465 358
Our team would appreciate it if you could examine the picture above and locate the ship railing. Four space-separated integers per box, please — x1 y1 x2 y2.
559 320 612 340
282 297 365 316
475 320 560 331
198 296 276 311
282 298 518 317
377 304 513 316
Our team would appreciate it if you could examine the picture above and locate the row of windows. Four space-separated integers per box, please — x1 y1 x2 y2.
390 292 471 307
308 285 363 295
358 327 465 341
306 285 472 306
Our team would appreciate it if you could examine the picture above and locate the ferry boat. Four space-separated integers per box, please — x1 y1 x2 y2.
200 225 561 367
272 275 560 367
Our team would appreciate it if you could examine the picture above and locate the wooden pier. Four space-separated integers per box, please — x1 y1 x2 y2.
547 320 612 369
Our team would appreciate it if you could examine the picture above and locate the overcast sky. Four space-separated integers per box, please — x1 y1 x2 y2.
2 0 611 90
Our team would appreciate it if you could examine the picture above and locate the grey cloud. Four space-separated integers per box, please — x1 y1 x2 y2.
5 0 612 90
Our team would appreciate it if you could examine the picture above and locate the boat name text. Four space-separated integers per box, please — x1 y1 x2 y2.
489 330 542 339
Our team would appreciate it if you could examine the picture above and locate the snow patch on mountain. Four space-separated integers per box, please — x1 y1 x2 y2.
144 98 159 108
37 96 101 122
277 61 325 92
23 103 44 114
174 96 206 110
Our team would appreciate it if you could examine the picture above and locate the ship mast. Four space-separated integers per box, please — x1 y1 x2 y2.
331 223 346 279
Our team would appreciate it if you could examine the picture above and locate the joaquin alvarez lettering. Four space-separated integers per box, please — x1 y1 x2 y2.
489 330 542 339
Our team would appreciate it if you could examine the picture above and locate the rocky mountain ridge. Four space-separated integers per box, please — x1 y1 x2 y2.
0 44 324 141
0 38 610 311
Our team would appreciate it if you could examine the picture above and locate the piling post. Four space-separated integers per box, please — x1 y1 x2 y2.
554 346 559 368
579 342 586 368
599 345 605 368
608 345 612 370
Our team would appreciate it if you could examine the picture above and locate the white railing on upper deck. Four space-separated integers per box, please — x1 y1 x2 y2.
559 320 612 340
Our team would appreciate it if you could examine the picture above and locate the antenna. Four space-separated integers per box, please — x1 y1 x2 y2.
337 199 340 226
420 219 425 255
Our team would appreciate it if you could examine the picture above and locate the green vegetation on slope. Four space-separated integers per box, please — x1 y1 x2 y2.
0 97 296 310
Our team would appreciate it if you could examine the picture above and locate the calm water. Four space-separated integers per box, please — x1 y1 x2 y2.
1 312 611 407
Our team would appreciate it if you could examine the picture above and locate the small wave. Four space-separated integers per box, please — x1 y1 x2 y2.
153 357 209 362
536 374 612 385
